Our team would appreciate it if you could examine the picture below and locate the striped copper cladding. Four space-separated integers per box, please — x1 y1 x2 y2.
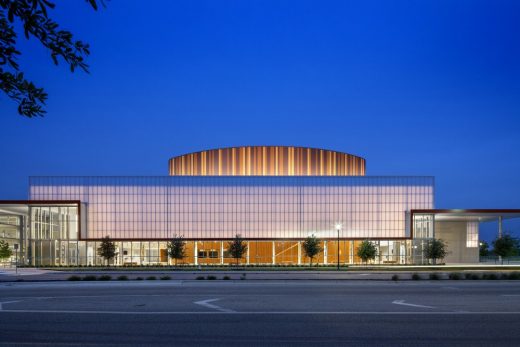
168 146 365 176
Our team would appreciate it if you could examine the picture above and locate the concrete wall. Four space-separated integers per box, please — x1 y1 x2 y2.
435 221 479 264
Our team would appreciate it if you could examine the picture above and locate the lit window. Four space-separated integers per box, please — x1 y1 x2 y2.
466 222 478 248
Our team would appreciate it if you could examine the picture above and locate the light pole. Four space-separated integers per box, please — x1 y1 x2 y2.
14 243 19 274
335 223 342 270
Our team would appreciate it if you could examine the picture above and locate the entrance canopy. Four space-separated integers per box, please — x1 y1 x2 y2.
411 209 520 223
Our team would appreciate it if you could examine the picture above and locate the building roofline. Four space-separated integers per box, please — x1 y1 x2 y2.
168 145 366 162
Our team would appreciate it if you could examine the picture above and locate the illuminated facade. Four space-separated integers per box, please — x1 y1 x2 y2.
2 146 514 266
168 146 366 176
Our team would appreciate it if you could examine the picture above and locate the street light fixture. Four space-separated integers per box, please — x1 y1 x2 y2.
335 223 342 270
14 243 19 274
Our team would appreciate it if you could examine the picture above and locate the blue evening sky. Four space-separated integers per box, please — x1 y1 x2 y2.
1 0 519 241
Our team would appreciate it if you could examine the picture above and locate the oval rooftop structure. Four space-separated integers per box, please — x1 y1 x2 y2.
168 146 365 176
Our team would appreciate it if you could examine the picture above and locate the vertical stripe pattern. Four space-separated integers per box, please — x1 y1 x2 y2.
168 146 366 176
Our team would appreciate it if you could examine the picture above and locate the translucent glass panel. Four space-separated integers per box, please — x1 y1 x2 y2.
413 214 434 239
466 222 479 248
29 176 434 240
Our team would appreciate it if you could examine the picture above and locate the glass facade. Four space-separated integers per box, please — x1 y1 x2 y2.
411 213 435 264
0 214 21 265
0 176 437 266
29 176 434 240
20 239 416 266
27 205 79 266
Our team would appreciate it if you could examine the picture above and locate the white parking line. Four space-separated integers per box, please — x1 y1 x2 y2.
392 300 434 309
193 298 236 313
0 301 20 310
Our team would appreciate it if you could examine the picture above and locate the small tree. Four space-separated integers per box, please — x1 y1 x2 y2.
227 234 247 266
97 236 117 266
302 235 322 267
479 241 490 257
493 234 519 264
167 235 186 267
356 240 377 265
425 239 448 265
0 240 13 262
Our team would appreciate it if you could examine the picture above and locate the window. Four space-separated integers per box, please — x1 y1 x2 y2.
466 222 478 248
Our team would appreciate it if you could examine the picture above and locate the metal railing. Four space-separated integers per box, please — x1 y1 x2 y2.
480 256 520 264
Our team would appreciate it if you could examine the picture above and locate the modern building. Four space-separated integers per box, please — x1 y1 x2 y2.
1 146 519 266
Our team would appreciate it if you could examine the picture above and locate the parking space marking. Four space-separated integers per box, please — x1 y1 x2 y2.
392 300 434 309
0 301 20 310
193 298 236 313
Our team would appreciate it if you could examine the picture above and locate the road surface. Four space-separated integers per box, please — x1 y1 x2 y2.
1 280 520 346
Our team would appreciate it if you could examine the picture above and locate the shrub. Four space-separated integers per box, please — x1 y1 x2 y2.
135 277 143 281
508 272 520 280
67 275 81 281
117 275 128 281
223 276 231 280
464 273 472 280
146 276 157 280
206 275 217 280
391 274 399 281
470 274 480 280
429 273 440 280
500 273 509 280
483 273 498 280
448 273 461 280
196 276 205 280
83 275 97 281
98 275 111 281
411 273 421 281
160 276 171 280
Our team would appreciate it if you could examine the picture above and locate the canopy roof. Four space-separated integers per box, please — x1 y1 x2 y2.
412 209 520 223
